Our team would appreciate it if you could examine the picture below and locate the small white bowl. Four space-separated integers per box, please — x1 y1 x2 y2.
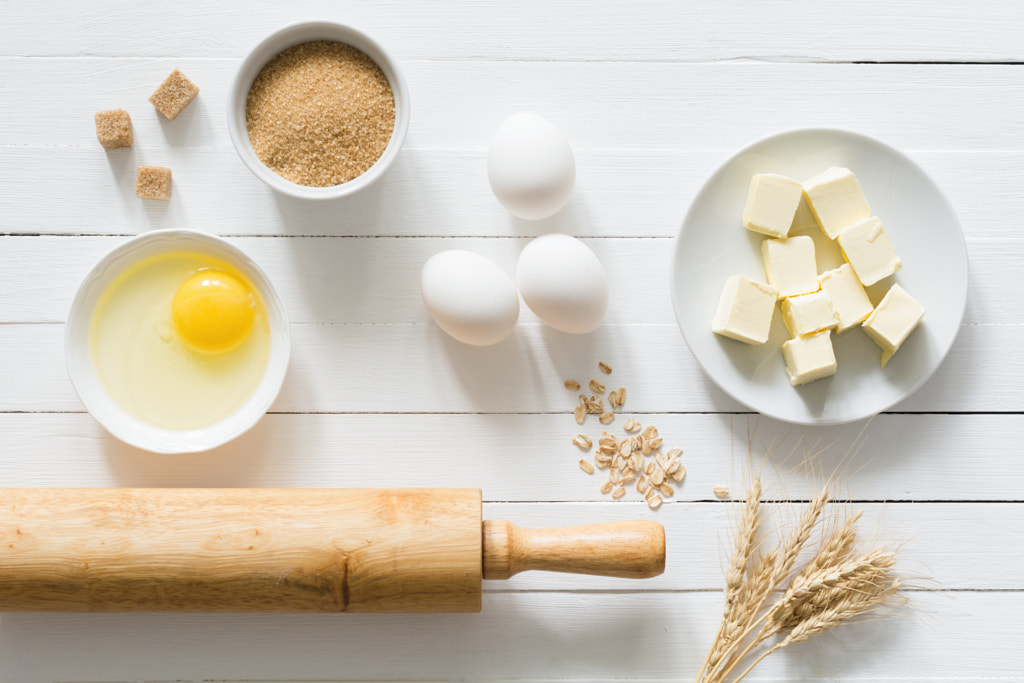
227 21 411 200
65 230 291 454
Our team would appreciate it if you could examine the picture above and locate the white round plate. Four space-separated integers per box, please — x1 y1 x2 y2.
671 128 968 425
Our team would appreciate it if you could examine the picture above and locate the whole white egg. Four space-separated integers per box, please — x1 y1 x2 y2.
421 250 520 346
516 234 608 334
487 112 576 220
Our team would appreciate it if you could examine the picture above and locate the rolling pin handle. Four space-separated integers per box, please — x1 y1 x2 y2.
482 519 665 580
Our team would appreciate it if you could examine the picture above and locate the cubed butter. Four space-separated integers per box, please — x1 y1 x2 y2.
862 283 925 364
781 290 837 337
817 264 874 333
837 216 901 286
802 167 872 239
742 173 803 238
761 235 819 299
781 329 837 386
712 274 779 345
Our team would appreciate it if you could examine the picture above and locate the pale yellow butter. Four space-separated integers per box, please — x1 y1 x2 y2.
712 274 779 345
781 290 838 338
761 235 819 299
837 216 901 286
781 329 837 386
862 283 925 364
802 167 872 240
742 173 803 238
817 264 874 333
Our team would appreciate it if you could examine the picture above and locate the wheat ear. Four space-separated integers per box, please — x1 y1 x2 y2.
696 477 762 681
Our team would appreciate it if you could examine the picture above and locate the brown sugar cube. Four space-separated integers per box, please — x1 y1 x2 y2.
135 166 172 200
94 109 133 149
149 69 199 120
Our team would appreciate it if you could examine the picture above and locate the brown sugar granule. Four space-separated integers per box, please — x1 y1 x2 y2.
95 109 133 149
135 166 172 200
245 41 395 187
149 69 199 121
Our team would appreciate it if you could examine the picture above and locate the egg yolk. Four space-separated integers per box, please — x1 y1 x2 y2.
171 269 256 354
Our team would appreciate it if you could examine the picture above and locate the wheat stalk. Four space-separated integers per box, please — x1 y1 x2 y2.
697 475 909 683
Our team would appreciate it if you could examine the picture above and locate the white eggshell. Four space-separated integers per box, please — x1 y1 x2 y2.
487 112 576 220
421 250 520 346
517 234 608 334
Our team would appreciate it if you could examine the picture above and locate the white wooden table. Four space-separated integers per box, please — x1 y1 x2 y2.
2 2 1022 681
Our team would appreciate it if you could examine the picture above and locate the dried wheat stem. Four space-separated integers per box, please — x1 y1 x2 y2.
697 477 763 681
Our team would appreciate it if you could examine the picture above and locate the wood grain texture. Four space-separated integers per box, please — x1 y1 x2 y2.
482 519 665 580
1 322 1021 413
0 592 1019 682
0 235 1017 325
2 1 1022 62
1 0 1021 678
0 488 484 613
2 60 1024 151
1 412 1022 505
0 149 1016 239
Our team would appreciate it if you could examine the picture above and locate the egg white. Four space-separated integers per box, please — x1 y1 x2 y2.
90 251 271 431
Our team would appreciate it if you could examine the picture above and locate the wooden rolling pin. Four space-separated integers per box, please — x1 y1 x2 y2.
0 488 664 613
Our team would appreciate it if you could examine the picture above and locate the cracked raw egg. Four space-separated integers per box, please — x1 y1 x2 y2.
90 251 271 431
172 269 256 354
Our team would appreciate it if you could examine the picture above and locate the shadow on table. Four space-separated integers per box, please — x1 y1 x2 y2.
0 593 675 681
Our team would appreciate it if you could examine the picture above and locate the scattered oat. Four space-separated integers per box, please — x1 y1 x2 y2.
572 434 593 450
714 486 730 500
563 365 687 507
651 468 666 486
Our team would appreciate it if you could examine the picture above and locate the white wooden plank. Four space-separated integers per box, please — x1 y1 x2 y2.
2 1 1022 63
2 60 1023 151
0 148 1013 240
0 592 1018 682
1 322 1020 413
1 412 1022 504
1 236 1013 325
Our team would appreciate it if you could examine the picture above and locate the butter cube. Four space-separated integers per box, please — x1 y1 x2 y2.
761 236 819 299
712 274 779 345
781 290 837 337
818 264 874 333
862 283 925 365
742 174 803 238
802 167 872 239
781 329 837 386
837 216 901 286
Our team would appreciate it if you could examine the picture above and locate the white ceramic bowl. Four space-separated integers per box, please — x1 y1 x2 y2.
65 230 291 453
671 128 968 425
227 21 411 200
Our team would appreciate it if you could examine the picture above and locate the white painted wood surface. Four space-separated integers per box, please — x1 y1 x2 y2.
1 1 1022 681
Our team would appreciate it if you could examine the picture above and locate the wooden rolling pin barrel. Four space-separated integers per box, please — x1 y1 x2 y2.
0 488 665 612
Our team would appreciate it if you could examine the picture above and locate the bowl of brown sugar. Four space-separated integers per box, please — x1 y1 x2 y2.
228 21 410 199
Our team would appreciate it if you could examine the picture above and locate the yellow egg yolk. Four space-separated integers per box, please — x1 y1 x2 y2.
171 269 256 354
